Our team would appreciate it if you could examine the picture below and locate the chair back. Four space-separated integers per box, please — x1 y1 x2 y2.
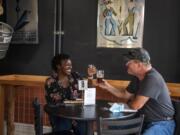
32 97 43 135
99 114 144 135
172 99 180 135
33 99 74 135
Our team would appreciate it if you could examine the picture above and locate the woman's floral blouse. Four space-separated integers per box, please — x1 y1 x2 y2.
45 72 82 105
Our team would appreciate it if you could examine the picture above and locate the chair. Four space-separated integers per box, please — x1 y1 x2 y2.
32 98 74 135
98 114 144 135
172 99 180 135
32 98 43 135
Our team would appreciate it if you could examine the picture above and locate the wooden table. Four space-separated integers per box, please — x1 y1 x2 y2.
0 75 47 135
44 100 136 135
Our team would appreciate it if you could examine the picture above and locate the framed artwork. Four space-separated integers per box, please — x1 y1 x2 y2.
97 0 145 48
6 0 39 44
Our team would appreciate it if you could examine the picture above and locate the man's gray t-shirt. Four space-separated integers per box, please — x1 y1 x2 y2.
127 68 175 122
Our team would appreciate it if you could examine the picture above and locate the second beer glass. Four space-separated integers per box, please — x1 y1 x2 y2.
96 70 104 83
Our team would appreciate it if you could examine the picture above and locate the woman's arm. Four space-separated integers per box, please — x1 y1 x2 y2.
45 78 62 104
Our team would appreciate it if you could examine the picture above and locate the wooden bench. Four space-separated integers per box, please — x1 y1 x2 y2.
96 80 180 101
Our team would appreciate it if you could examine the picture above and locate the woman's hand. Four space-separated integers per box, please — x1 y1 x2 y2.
72 90 79 99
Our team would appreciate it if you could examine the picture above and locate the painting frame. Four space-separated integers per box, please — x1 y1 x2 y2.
97 0 145 48
6 0 39 44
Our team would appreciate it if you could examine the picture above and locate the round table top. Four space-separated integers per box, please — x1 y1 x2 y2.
44 100 136 121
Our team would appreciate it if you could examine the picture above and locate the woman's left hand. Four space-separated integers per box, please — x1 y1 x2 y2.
73 90 79 98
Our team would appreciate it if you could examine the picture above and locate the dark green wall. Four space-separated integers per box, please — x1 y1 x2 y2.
0 0 55 75
0 0 180 82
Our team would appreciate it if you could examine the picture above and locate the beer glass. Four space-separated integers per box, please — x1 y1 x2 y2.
96 70 104 83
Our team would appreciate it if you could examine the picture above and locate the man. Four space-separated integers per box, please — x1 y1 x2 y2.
98 48 175 135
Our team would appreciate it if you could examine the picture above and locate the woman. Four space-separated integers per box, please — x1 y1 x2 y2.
45 53 88 135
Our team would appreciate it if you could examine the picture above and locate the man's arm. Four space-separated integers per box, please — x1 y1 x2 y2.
128 95 149 110
106 87 150 110
97 80 134 102
97 80 150 110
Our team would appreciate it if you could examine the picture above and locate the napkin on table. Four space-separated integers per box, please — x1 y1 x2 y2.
109 103 124 112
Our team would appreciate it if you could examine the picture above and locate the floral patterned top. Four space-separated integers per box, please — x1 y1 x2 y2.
45 72 82 105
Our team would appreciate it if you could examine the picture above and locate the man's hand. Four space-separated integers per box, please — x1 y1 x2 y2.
97 80 111 90
97 80 134 102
